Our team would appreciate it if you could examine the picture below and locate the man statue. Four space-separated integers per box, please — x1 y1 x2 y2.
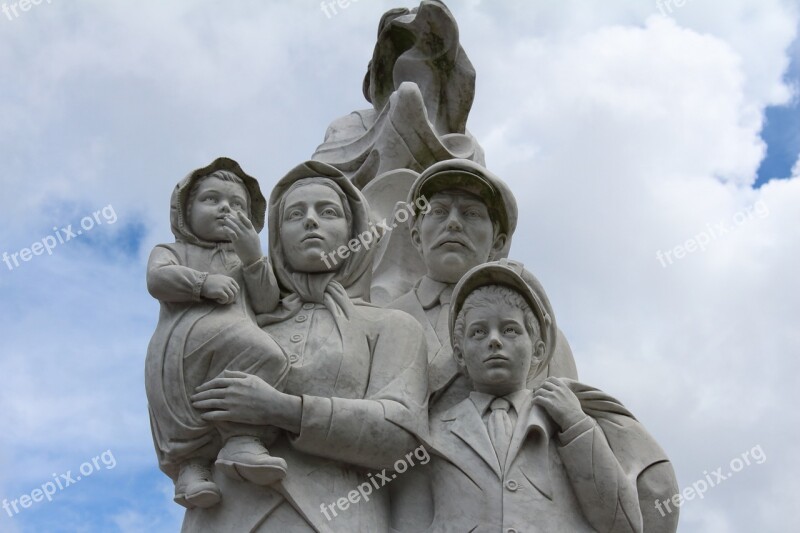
389 159 578 418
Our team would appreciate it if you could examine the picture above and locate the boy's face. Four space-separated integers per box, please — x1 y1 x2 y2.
188 177 249 242
455 301 534 397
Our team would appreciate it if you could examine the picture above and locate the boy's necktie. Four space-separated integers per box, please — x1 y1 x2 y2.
487 397 513 470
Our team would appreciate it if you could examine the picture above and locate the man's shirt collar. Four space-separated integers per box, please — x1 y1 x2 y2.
416 275 453 309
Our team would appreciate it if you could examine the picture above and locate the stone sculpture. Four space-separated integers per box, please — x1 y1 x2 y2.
143 2 680 531
144 157 291 510
181 161 429 532
312 0 484 189
422 261 679 532
321 0 486 307
389 159 578 417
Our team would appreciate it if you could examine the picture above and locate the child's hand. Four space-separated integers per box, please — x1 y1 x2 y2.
221 211 263 267
533 377 586 431
202 274 240 304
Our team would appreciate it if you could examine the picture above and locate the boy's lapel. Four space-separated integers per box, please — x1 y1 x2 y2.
446 400 502 479
505 392 553 500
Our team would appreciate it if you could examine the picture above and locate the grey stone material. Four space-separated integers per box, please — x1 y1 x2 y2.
388 160 578 419
144 2 679 531
418 262 679 533
181 161 429 532
312 1 484 188
144 157 290 509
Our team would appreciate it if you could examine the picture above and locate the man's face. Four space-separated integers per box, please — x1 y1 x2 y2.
456 302 533 397
412 190 504 284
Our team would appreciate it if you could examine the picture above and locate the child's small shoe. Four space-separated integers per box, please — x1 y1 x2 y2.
216 436 287 486
174 462 221 509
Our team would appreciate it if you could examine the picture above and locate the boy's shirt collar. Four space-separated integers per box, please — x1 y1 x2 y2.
469 389 531 417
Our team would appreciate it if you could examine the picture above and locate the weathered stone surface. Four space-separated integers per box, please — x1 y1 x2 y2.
143 3 679 532
312 1 484 189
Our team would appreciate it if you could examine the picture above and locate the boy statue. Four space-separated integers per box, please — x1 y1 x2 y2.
423 260 679 532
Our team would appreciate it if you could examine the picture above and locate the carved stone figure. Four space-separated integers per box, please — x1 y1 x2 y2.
144 157 290 510
422 261 680 532
144 2 681 531
312 0 484 188
182 161 429 532
388 159 578 418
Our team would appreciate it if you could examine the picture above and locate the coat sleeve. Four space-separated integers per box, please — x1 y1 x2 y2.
146 245 208 303
289 310 429 470
240 256 280 314
557 417 644 533
637 460 680 533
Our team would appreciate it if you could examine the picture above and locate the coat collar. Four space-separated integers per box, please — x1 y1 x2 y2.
468 389 530 418
415 275 453 309
443 398 502 477
393 285 442 356
441 392 554 498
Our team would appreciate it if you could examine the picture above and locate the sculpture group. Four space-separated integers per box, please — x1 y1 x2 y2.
144 2 679 531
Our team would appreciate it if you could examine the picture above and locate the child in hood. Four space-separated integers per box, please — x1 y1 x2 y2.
144 158 290 509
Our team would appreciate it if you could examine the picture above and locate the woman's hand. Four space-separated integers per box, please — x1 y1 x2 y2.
191 370 302 433
533 377 586 432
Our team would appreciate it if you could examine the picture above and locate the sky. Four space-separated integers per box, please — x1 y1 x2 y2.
0 0 798 531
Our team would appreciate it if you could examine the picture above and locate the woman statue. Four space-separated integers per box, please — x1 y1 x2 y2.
184 160 429 532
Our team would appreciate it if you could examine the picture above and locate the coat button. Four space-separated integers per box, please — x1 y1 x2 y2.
295 315 308 322
302 303 315 310
290 334 303 343
289 353 299 364
505 480 518 492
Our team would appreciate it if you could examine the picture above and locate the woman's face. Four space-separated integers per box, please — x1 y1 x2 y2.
280 182 350 273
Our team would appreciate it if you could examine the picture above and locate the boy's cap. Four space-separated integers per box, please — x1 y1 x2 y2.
450 259 558 373
407 159 518 240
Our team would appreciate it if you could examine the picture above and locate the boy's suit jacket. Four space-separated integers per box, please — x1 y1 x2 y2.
425 390 647 533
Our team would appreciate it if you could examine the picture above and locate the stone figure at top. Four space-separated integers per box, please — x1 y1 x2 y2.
312 0 485 188
144 158 291 510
